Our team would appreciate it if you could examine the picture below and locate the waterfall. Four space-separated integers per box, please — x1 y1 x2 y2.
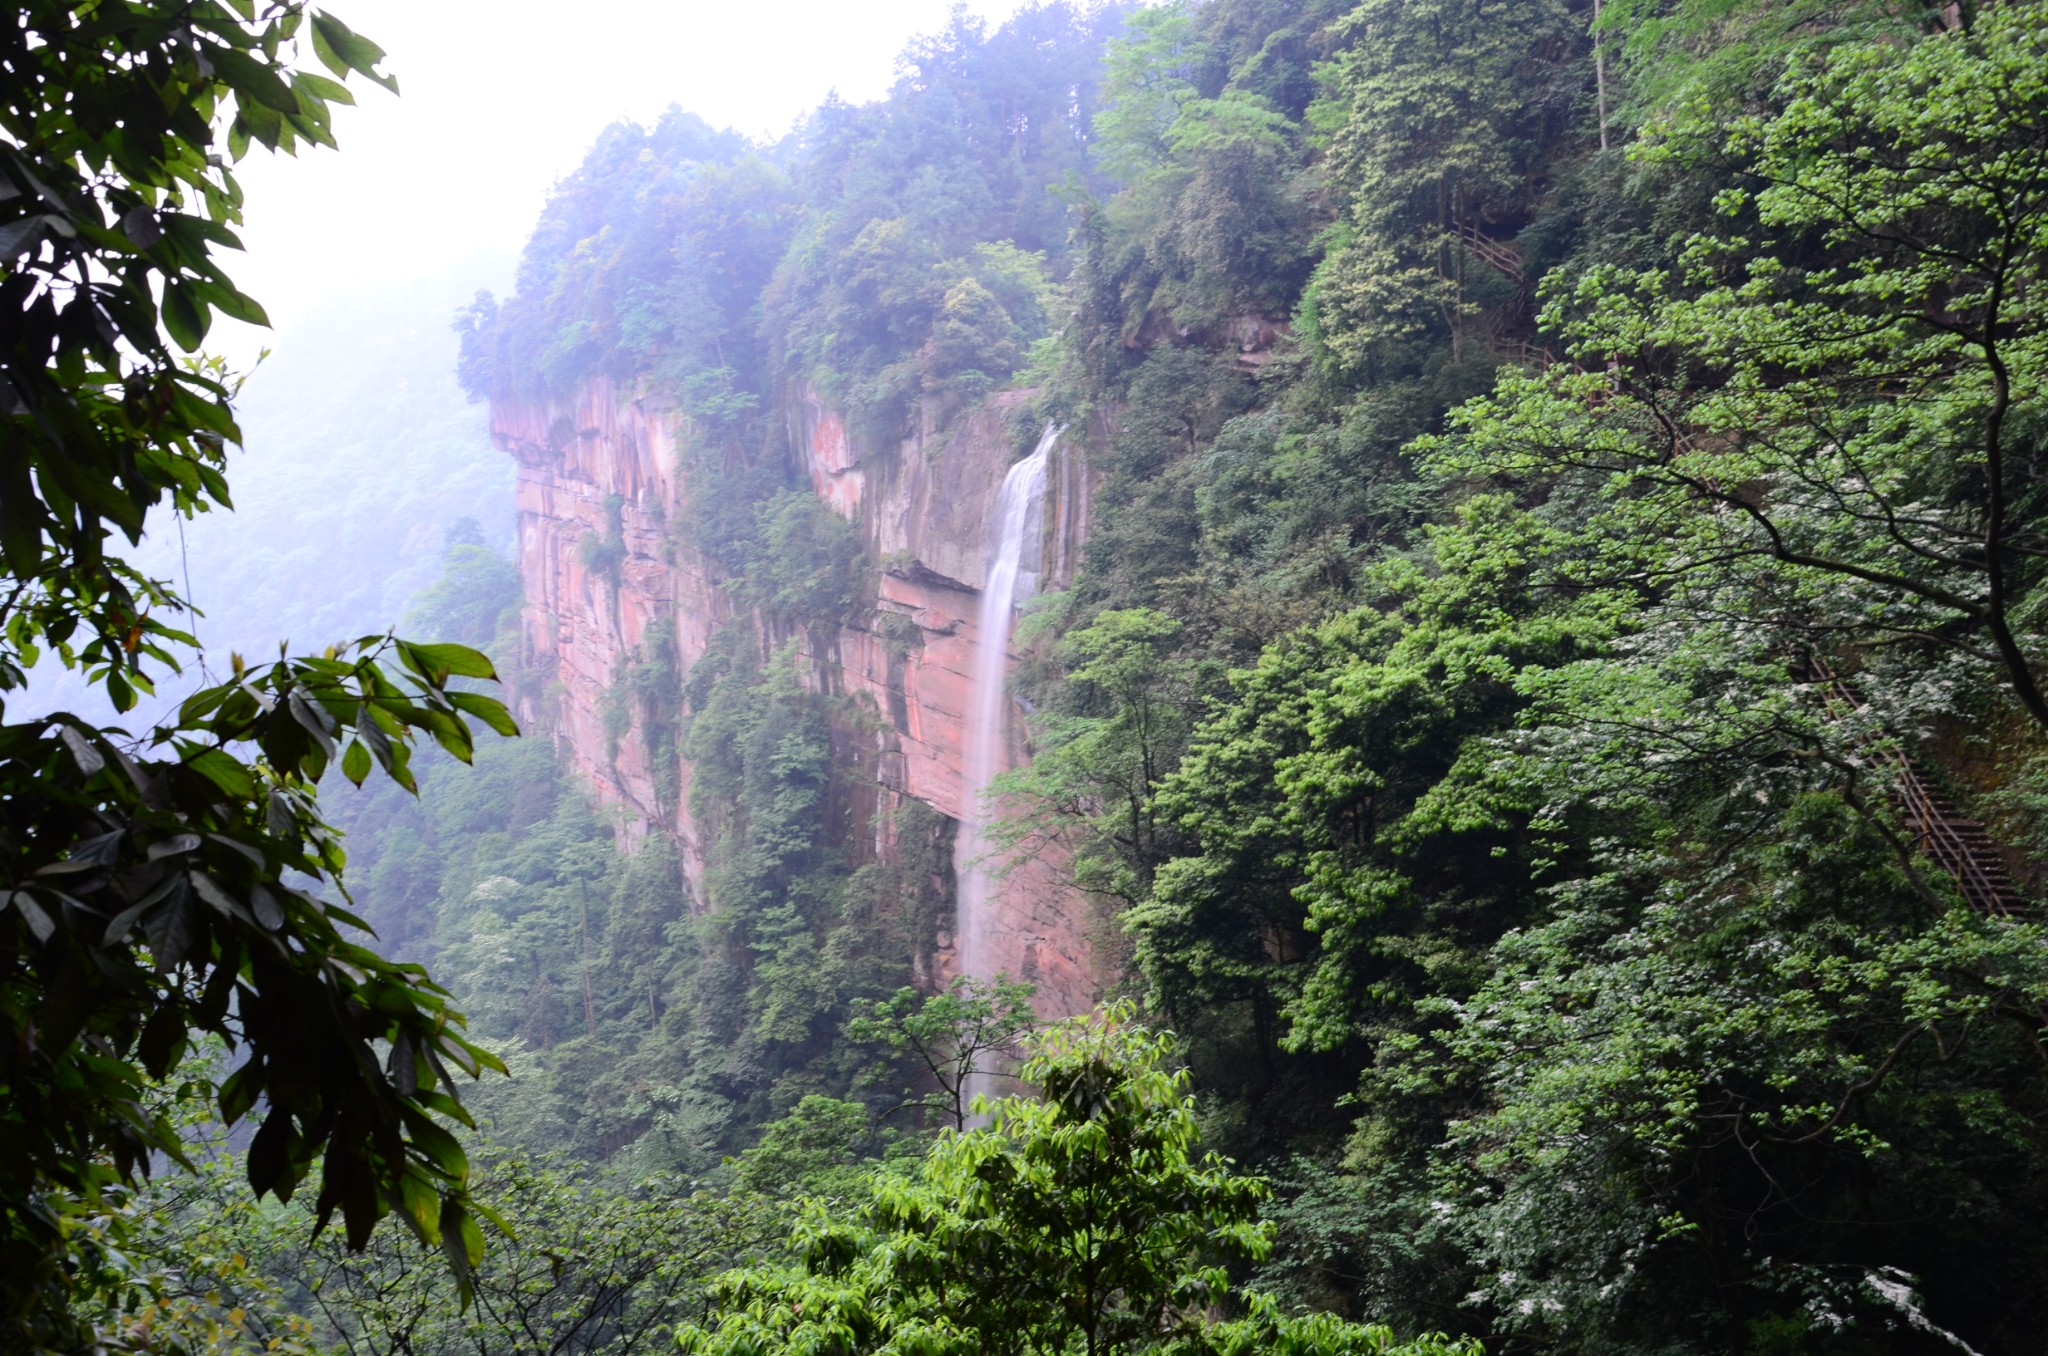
953 423 1057 1109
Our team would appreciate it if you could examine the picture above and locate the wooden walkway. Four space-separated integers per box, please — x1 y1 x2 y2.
1807 658 2027 916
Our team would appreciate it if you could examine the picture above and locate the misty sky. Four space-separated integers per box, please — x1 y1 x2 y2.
25 1 1053 718
228 0 1038 344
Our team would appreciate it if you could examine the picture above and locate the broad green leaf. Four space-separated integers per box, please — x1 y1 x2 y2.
449 690 519 737
341 738 371 786
161 284 209 350
402 640 499 682
183 746 258 799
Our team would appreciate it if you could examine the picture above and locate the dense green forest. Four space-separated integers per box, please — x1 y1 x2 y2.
12 0 2048 1352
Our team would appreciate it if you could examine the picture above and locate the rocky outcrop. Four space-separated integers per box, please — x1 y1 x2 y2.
497 379 709 862
494 381 1103 1018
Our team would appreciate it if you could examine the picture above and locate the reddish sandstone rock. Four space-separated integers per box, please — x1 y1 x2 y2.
494 378 1106 1020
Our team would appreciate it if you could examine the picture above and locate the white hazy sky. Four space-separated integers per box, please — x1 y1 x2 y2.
229 0 1038 339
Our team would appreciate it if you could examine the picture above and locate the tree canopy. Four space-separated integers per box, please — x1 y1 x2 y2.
20 1 2048 1352
676 1007 1482 1356
1 4 515 1346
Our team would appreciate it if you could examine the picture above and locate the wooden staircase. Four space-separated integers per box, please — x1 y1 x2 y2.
1805 657 2027 916
1447 220 1524 287
1889 754 2027 916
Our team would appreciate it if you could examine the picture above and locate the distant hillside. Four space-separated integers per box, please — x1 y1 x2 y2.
23 267 514 723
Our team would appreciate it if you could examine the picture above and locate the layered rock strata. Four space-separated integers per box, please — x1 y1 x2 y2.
493 382 1102 1017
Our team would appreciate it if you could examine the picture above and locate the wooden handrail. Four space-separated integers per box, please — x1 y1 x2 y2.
1445 220 1524 286
1809 658 2025 916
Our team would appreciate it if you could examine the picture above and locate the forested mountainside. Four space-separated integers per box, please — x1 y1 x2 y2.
20 279 513 726
111 0 2048 1350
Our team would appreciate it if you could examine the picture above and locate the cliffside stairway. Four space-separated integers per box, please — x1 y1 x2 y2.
1886 748 2026 917
1448 220 1524 287
1804 656 2028 917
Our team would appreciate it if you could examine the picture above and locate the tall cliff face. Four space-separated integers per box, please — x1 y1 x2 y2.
493 382 1103 1018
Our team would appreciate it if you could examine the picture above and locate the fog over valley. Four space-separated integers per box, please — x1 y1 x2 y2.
8 3 2048 1354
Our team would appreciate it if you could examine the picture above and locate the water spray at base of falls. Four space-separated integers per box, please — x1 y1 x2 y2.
954 422 1058 1112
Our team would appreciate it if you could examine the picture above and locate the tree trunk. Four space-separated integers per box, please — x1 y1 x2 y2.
580 886 597 1039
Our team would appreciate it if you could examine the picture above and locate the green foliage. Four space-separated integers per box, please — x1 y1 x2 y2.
581 493 630 584
1007 3 2048 1350
0 7 533 1344
678 1005 1477 1356
668 632 941 1143
756 5 1128 433
59 1069 324 1352
847 976 1040 1131
733 1095 898 1201
406 533 521 650
467 4 1126 449
1125 499 1619 1126
1433 5 2048 730
1079 0 1322 341
999 608 1214 908
284 2 2048 1351
921 244 1061 404
452 289 500 402
0 632 519 1329
1094 4 1202 182
1424 797 2048 1348
113 1078 786 1356
478 110 787 401
405 0 2048 1344
1598 0 1943 124
1299 0 1584 379
729 492 871 627
0 0 386 702
286 1150 774 1353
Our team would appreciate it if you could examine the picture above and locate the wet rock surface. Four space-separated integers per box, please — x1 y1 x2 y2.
495 380 1104 1018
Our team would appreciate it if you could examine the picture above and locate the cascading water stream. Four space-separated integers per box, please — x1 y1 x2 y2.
954 422 1058 1109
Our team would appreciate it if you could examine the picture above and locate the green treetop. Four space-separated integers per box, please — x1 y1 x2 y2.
676 1004 1481 1356
1 4 517 1345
